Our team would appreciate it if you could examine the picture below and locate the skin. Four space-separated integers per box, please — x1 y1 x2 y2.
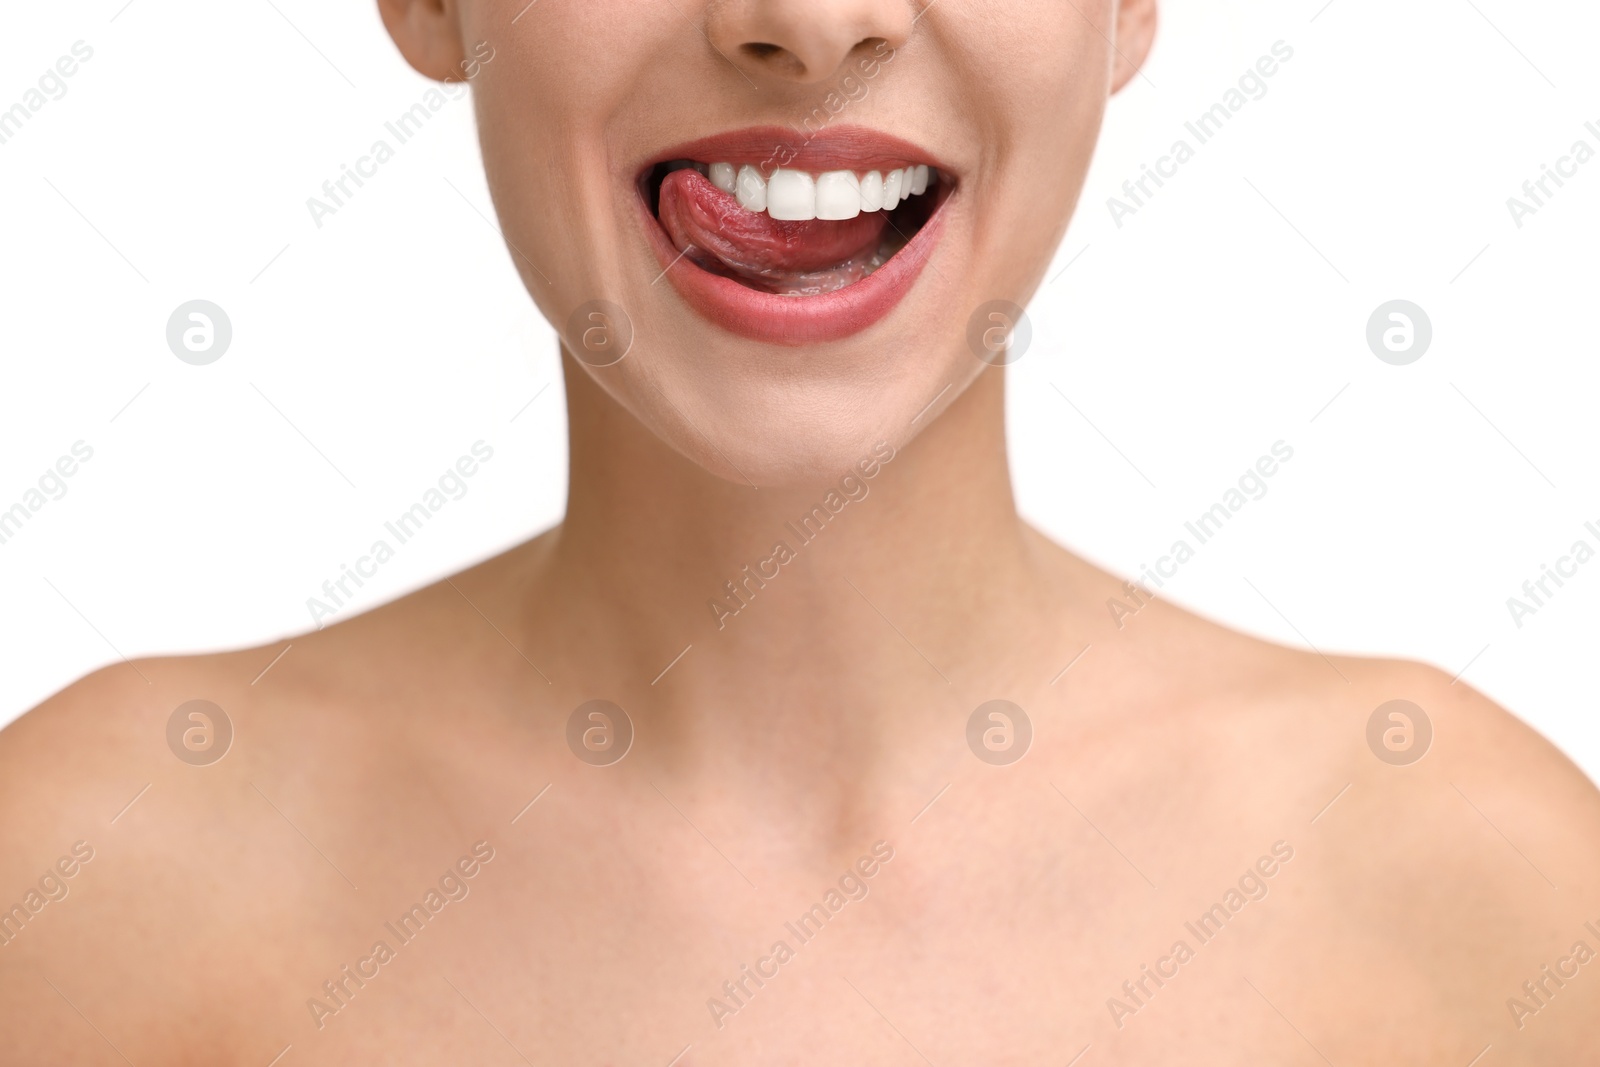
3 1 1599 1063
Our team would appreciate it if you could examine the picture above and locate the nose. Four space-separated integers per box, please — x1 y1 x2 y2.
707 0 914 86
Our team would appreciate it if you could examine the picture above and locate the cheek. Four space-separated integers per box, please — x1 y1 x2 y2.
938 6 1111 284
464 3 669 315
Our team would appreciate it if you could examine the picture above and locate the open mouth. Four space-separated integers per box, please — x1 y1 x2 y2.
634 126 955 345
641 160 946 296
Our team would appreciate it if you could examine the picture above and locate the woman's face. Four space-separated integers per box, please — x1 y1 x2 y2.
386 0 1155 484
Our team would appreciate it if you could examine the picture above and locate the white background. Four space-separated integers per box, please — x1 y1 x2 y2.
2 0 1596 779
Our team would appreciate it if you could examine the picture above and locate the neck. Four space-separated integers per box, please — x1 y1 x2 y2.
523 354 1081 805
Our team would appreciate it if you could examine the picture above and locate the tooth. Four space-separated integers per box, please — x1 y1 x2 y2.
766 168 817 220
859 171 885 212
910 165 929 196
816 171 861 220
709 162 736 194
882 169 904 210
735 165 767 212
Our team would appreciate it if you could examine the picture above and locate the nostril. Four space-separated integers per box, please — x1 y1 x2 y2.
741 42 785 60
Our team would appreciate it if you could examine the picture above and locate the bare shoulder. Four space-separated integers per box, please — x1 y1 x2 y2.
1215 634 1600 1059
1046 543 1600 1059
0 653 248 850
0 539 542 884
0 651 272 1061
0 590 466 896
1247 646 1600 891
0 599 471 1054
0 644 284 810
0 566 542 1061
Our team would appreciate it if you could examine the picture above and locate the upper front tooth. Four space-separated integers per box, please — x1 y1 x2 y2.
714 165 927 217
735 164 767 212
882 169 904 209
859 171 885 212
767 168 816 220
816 171 861 220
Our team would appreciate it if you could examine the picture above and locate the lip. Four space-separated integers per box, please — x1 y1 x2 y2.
635 125 955 347
640 124 949 176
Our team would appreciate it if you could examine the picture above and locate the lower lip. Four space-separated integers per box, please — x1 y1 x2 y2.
638 185 950 347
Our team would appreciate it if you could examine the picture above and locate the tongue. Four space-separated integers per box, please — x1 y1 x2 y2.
658 168 889 295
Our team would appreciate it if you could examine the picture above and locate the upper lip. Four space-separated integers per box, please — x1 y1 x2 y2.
636 124 953 179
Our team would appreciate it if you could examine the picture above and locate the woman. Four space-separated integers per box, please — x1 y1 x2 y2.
3 0 1597 1062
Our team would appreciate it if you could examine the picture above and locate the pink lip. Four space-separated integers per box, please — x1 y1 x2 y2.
642 124 946 176
637 125 954 346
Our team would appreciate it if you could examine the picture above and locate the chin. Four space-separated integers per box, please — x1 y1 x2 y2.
637 356 966 488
